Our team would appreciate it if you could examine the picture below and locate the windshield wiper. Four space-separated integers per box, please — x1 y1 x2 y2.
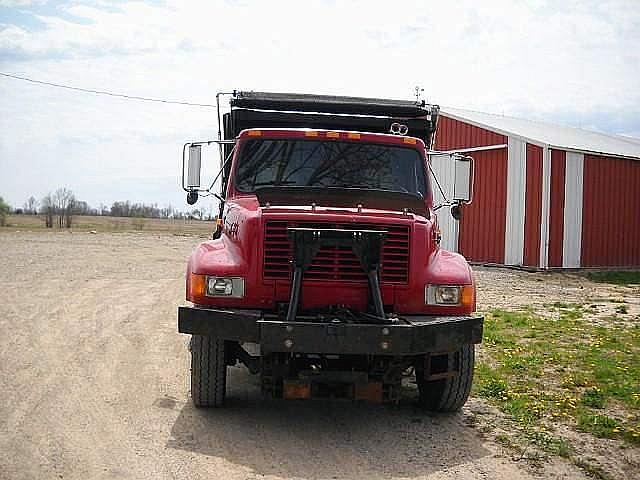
326 185 423 198
252 181 298 187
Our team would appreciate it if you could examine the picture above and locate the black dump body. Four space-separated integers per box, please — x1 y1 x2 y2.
219 90 440 194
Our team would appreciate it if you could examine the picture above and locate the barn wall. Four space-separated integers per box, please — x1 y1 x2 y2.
458 148 508 263
435 115 506 150
435 116 508 264
581 155 640 267
435 115 640 269
548 150 566 267
523 144 543 267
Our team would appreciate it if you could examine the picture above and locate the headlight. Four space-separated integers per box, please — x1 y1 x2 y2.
205 276 245 298
425 285 472 305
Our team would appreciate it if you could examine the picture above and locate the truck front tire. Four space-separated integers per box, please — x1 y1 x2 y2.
417 344 475 412
190 335 227 407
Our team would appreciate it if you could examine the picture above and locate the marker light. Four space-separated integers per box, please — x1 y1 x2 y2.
403 137 417 144
347 133 361 139
247 130 262 136
326 131 340 138
305 131 319 137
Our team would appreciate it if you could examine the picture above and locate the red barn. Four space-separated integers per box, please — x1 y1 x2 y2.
430 108 640 269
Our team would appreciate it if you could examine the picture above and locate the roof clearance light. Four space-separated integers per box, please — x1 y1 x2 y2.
347 133 361 139
326 131 340 138
305 131 319 137
248 130 262 136
403 137 417 144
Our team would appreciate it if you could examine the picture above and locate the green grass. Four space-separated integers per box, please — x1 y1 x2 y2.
586 271 640 285
474 307 640 450
615 304 629 314
580 387 606 409
577 413 620 439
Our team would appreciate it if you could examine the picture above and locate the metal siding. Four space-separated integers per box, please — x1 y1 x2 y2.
436 116 508 264
523 144 543 267
458 148 508 264
430 154 459 252
562 152 584 267
539 147 552 268
435 115 507 150
581 155 640 267
505 137 527 265
548 150 566 267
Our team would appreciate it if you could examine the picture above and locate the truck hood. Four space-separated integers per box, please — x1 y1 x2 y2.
260 204 428 224
253 186 430 219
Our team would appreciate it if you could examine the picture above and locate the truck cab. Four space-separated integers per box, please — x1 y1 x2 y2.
178 91 483 410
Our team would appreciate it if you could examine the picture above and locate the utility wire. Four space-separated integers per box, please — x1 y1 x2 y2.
0 71 216 108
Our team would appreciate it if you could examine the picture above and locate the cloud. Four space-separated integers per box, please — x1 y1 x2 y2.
0 0 46 7
0 0 639 208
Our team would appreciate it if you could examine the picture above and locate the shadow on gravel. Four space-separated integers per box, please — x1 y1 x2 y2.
167 367 490 479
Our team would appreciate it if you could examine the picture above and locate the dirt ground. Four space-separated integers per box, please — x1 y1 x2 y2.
0 231 636 479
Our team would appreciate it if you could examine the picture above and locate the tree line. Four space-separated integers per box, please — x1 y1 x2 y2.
5 188 211 229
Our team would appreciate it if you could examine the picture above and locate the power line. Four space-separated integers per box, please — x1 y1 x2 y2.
0 71 216 108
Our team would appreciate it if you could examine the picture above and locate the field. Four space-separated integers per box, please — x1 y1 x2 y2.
0 226 638 480
4 213 213 235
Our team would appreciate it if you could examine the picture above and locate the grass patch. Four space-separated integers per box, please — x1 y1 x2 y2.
527 430 572 457
586 271 640 285
615 304 628 314
577 413 620 439
580 387 606 409
474 307 640 449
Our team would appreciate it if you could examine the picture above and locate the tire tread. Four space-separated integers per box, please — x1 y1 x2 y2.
418 344 475 412
190 335 226 407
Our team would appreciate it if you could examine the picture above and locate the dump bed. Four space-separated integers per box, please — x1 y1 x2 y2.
220 90 439 191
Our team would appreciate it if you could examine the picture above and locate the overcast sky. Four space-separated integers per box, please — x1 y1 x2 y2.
1 0 639 211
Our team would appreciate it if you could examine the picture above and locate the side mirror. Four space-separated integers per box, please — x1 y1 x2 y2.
180 139 236 206
186 144 202 189
451 204 462 220
453 155 474 203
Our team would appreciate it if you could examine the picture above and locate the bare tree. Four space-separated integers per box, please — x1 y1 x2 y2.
56 188 74 228
40 194 54 228
24 196 39 215
48 188 75 228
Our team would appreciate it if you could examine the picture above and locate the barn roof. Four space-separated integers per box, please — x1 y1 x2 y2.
441 107 640 160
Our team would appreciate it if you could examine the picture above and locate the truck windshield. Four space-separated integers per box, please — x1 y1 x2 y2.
234 139 428 197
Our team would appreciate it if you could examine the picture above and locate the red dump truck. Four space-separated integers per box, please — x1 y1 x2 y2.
178 91 482 410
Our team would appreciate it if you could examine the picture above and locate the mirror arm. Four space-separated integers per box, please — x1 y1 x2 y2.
428 158 453 212
433 200 453 211
206 144 236 193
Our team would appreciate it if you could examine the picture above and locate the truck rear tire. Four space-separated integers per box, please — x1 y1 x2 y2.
190 335 227 407
417 344 475 412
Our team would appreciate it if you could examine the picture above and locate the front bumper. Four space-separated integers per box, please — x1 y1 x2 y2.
178 306 483 355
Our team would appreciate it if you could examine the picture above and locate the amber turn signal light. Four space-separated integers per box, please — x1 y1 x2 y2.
460 285 475 310
188 273 206 299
